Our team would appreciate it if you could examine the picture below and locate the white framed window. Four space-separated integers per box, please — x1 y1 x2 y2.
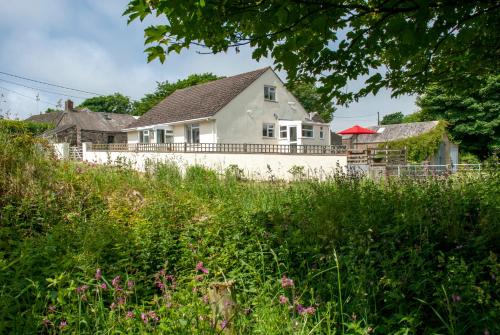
302 125 314 138
320 126 324 139
140 130 150 143
264 85 276 101
185 123 200 143
279 126 287 139
156 129 165 144
165 129 174 143
262 123 275 138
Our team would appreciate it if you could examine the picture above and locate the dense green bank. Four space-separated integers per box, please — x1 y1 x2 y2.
0 122 499 334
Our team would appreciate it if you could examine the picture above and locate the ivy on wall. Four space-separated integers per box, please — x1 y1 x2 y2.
379 121 448 163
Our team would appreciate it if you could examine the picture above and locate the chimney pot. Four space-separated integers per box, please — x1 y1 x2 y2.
64 99 74 112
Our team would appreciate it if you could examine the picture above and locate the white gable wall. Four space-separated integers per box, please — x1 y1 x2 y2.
213 69 329 145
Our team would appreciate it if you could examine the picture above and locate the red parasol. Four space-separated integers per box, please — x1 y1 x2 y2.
337 125 377 135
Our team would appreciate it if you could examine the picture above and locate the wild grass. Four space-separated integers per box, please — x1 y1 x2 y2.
0 121 499 334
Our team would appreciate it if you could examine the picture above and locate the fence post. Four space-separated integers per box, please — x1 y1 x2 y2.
184 142 187 152
244 143 247 153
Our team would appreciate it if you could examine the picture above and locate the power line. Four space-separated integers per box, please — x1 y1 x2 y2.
0 78 89 99
0 70 105 96
0 86 58 106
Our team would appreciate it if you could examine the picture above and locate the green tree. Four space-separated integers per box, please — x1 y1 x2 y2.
287 82 335 122
132 73 221 116
414 75 500 158
381 112 404 125
124 1 500 104
78 93 133 114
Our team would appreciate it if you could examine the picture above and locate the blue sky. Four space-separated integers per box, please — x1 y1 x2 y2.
0 0 417 131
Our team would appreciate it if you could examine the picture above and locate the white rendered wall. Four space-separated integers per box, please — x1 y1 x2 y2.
82 143 346 181
214 69 329 145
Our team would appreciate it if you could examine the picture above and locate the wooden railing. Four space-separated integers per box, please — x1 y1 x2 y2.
347 148 406 165
87 143 348 155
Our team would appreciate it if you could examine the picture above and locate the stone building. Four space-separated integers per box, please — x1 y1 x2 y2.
26 100 136 147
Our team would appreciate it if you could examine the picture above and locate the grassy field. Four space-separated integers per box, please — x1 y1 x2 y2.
0 121 499 334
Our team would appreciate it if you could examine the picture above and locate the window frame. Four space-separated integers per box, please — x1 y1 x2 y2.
156 129 165 144
279 125 288 139
185 123 200 144
140 130 150 143
301 125 314 138
262 123 275 138
264 85 277 102
319 126 324 140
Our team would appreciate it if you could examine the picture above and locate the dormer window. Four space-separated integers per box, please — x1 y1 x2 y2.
264 85 276 101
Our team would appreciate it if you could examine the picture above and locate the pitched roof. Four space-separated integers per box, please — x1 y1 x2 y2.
352 121 440 143
60 109 136 132
128 67 270 128
26 111 64 125
27 109 137 133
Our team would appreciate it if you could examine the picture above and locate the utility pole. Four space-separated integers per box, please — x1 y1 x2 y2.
377 111 380 126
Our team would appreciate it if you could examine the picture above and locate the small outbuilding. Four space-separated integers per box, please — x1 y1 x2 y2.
26 100 136 147
340 121 459 165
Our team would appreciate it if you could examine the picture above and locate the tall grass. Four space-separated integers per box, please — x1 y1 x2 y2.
0 122 499 334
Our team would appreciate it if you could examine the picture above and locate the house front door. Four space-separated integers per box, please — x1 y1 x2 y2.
289 126 298 153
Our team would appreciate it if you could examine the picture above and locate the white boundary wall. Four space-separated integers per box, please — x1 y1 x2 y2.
82 143 347 181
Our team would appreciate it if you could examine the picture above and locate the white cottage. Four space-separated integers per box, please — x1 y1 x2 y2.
124 67 331 146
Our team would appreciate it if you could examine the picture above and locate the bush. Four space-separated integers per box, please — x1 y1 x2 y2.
0 128 499 334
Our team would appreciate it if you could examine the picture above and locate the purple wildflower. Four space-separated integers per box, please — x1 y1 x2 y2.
165 274 175 282
279 295 289 305
95 268 102 281
127 280 135 290
59 320 67 329
220 320 228 329
100 283 107 290
126 311 135 319
195 262 209 274
141 313 148 324
451 294 461 303
296 304 304 314
148 311 159 322
302 306 316 315
281 275 294 289
76 284 89 294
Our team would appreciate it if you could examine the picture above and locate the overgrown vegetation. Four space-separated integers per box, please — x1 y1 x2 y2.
0 126 499 334
380 120 448 162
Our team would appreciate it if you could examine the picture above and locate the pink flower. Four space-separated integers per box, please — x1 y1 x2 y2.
110 302 117 310
297 304 316 315
220 319 228 329
279 295 289 305
117 297 126 305
148 311 159 322
112 276 121 288
95 268 102 280
59 320 67 329
42 319 51 326
100 283 107 290
126 311 135 319
451 294 461 303
195 275 204 281
127 280 135 290
202 295 209 304
281 275 294 289
76 285 89 294
196 261 209 274
141 312 148 324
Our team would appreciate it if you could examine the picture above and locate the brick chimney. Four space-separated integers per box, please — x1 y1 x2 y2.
64 99 74 112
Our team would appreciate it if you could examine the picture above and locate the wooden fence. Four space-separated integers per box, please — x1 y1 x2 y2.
347 148 406 165
87 143 348 155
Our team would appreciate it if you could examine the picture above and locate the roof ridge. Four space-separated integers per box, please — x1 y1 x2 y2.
175 67 270 92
